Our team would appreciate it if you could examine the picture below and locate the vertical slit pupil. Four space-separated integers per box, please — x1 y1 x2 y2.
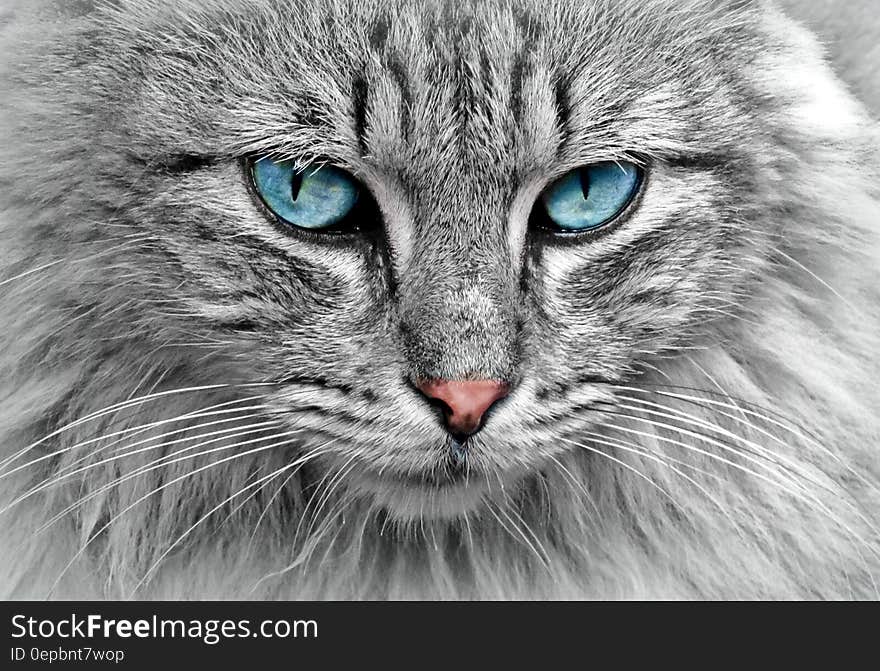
578 169 590 200
290 172 303 201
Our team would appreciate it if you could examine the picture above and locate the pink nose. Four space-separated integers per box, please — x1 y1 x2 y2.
415 379 510 437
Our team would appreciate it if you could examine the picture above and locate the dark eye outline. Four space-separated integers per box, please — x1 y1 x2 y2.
530 161 647 241
242 156 380 240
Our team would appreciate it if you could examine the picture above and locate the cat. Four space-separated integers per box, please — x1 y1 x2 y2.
0 0 878 600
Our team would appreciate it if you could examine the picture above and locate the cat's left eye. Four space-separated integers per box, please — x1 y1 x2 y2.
249 157 360 232
538 161 642 234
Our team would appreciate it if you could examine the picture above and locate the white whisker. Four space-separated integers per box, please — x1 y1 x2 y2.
45 433 322 598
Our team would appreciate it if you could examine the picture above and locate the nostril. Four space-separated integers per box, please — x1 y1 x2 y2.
414 378 510 436
423 395 454 420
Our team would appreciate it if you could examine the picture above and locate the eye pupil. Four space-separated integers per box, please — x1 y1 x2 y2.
290 172 303 202
578 169 590 200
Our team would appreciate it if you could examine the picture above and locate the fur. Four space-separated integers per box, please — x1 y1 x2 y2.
0 0 878 599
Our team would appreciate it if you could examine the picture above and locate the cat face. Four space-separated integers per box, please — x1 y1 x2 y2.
5 0 880 600
32 0 785 521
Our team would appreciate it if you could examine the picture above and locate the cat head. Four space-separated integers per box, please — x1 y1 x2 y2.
2 0 875 528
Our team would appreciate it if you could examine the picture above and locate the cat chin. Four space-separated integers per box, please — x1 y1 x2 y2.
351 468 516 521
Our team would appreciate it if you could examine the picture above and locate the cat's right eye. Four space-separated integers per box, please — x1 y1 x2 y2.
249 156 361 232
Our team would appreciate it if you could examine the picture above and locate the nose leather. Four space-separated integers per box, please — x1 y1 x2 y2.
415 379 510 437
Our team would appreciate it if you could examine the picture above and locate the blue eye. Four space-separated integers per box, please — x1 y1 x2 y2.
540 162 642 232
250 157 360 231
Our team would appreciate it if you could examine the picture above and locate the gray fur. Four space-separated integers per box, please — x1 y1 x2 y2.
0 0 878 599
